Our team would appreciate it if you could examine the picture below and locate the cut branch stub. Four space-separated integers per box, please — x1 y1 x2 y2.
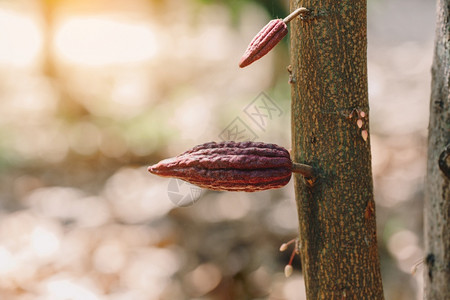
149 141 302 192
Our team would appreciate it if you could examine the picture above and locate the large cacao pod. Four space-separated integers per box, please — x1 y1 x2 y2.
148 141 293 192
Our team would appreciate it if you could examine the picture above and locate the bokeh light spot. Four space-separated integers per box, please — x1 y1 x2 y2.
0 9 42 67
54 16 158 66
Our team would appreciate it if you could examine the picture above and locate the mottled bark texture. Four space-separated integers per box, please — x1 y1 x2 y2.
424 0 450 298
289 0 384 298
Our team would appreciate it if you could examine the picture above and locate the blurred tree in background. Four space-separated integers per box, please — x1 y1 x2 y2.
424 0 449 298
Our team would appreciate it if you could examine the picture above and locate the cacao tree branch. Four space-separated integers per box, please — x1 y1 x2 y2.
289 0 384 298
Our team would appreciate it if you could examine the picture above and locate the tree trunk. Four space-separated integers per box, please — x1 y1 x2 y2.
289 0 384 298
424 0 450 298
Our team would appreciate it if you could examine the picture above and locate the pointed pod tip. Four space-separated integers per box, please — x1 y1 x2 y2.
148 157 178 176
148 164 162 175
148 165 156 174
239 56 250 68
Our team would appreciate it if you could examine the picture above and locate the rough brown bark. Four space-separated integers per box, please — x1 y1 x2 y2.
424 0 450 298
289 0 384 298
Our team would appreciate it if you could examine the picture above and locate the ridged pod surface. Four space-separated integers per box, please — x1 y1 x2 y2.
239 19 288 68
148 141 292 192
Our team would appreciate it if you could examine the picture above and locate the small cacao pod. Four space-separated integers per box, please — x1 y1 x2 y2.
148 141 293 192
239 19 288 68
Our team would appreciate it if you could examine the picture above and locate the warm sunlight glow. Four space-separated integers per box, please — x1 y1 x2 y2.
0 247 16 275
53 16 158 66
31 226 60 258
46 279 100 300
0 9 42 67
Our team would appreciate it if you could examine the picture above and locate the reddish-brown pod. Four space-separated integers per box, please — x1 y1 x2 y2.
239 19 288 68
148 141 293 192
238 7 309 68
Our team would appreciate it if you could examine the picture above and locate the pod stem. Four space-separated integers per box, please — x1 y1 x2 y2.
283 7 309 24
292 162 315 178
